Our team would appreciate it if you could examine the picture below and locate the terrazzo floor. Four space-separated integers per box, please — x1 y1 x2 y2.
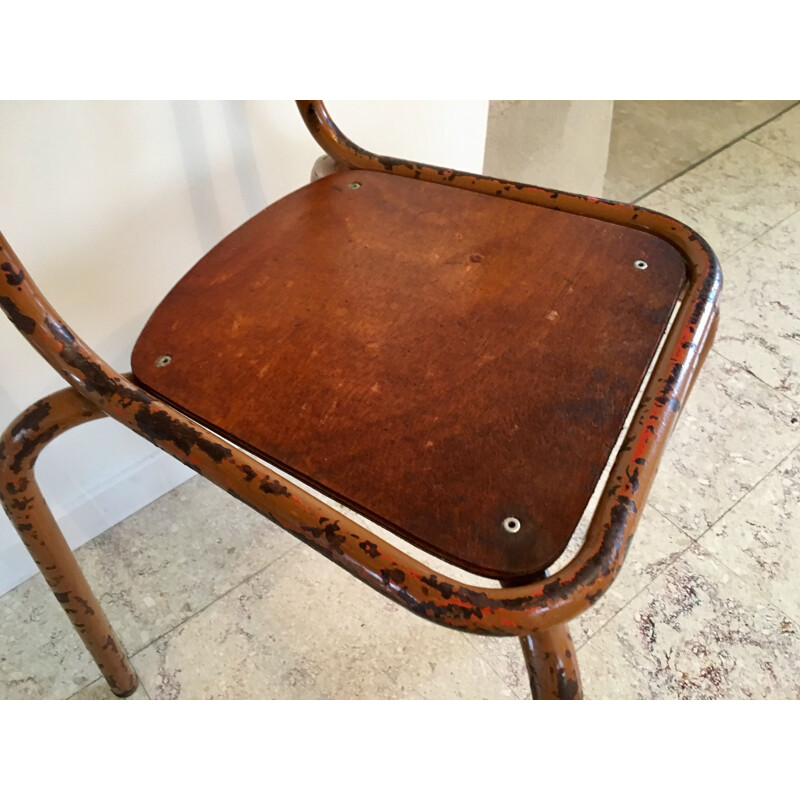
2 101 799 700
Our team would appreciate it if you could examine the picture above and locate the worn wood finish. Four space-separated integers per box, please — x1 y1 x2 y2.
131 169 685 578
0 387 138 696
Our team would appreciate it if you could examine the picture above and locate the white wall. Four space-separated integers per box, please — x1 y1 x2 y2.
0 100 489 595
484 101 614 197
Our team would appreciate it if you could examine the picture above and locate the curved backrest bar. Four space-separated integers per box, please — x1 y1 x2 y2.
0 101 721 635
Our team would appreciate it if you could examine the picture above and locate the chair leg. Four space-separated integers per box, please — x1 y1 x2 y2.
0 388 138 697
500 574 582 699
517 624 583 700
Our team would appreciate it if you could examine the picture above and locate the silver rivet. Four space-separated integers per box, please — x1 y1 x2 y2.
348 182 361 190
155 354 172 367
502 517 521 534
634 260 648 270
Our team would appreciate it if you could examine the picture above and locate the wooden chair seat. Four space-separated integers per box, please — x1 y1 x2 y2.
131 168 685 579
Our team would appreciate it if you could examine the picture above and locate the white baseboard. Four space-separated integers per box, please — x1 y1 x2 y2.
0 450 193 597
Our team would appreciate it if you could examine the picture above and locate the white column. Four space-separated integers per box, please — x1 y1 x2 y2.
484 101 615 198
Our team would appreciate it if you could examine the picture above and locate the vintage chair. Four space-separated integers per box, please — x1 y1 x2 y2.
0 101 720 699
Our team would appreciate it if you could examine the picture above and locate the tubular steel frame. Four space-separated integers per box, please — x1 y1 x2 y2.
0 101 720 699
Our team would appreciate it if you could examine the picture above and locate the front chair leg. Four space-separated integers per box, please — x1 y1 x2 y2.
0 387 138 697
500 574 582 699
518 624 583 700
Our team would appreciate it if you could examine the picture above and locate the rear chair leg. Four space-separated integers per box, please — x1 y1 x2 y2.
501 575 583 699
518 624 582 700
0 387 138 697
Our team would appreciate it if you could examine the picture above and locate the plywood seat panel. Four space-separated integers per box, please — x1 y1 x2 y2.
131 169 686 578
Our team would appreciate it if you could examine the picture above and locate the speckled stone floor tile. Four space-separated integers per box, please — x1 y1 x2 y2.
747 104 800 163
0 476 298 699
0 574 103 699
711 213 800 403
74 477 299 650
132 545 516 700
579 544 800 699
604 101 795 202
466 506 692 698
640 188 757 261
657 137 800 240
647 351 800 537
757 207 800 256
70 678 150 699
700 448 800 623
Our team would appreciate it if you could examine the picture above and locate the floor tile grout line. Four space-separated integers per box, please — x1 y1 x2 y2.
572 472 800 658
646 348 800 543
636 192 798 266
631 187 771 257
652 432 800 548
631 101 800 205
721 207 800 261
133 553 523 701
458 629 528 700
466 436 800 688
63 539 305 700
126 539 303 662
633 186 753 234
745 137 800 170
713 349 800 407
691 538 800 636
127 542 308 700
67 677 153 701
647 503 710 546
651 504 697 538
748 207 800 245
47 453 800 696
707 194 800 403
694 440 800 551
573 453 800 654
683 452 790 545
696 444 800 608
575 515 696 652
590 525 800 666
624 155 798 262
